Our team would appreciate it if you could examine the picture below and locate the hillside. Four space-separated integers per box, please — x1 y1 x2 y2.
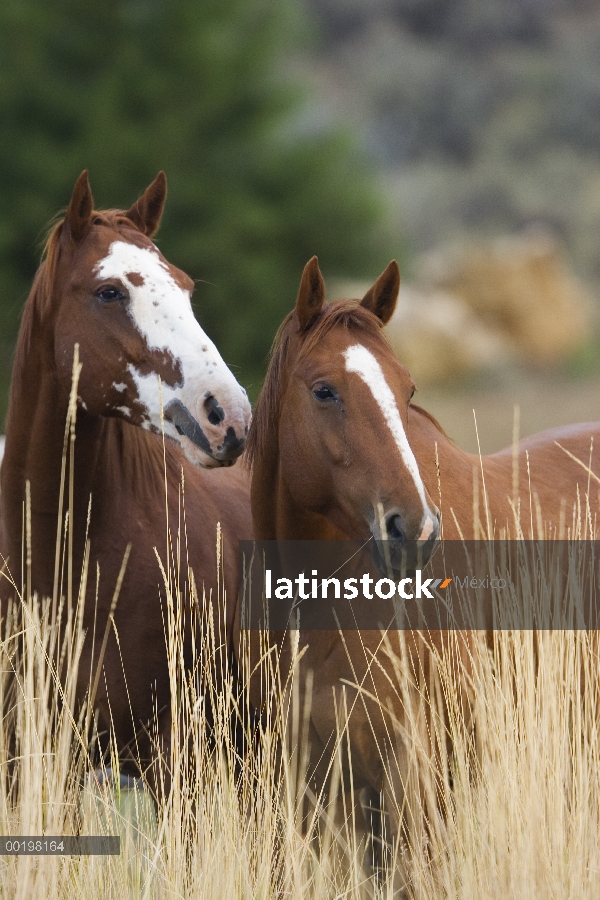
300 0 600 285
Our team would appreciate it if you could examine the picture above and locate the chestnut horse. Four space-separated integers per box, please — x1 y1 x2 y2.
244 256 600 869
0 172 252 784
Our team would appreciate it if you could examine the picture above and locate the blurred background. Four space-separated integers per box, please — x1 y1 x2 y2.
2 0 600 453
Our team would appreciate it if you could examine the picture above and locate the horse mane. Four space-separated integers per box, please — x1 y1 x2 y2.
245 299 387 470
409 403 452 441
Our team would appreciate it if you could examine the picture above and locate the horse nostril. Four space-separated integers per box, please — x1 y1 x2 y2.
204 394 225 426
215 426 246 460
385 514 405 544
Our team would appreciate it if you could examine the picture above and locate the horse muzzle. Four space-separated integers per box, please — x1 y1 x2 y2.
370 507 440 577
164 398 248 466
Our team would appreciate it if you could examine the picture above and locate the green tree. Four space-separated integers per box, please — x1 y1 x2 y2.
0 0 393 421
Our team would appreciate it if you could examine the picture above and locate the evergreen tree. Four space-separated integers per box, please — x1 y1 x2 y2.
0 0 393 419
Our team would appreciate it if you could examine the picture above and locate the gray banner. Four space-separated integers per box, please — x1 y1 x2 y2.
239 540 600 630
0 836 120 855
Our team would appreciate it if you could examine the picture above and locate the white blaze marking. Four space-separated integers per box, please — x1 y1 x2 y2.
343 343 429 516
94 240 212 357
419 517 435 541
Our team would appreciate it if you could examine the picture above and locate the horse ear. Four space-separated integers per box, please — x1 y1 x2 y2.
360 261 400 325
64 170 94 242
125 171 167 237
296 256 325 330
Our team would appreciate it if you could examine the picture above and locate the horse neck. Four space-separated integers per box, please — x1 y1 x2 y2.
408 405 508 538
251 455 342 540
408 405 469 477
1 301 105 595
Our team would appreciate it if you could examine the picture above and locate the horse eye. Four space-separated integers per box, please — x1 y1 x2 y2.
313 384 335 402
97 286 125 303
410 387 415 401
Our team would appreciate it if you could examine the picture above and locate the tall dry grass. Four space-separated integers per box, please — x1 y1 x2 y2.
1 359 599 898
0 522 378 900
1 531 599 899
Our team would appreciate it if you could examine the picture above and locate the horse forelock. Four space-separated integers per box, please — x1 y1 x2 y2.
28 209 147 321
245 299 387 471
299 299 385 357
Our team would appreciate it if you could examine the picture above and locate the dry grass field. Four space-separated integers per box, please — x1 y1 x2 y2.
2 376 600 899
1 507 600 900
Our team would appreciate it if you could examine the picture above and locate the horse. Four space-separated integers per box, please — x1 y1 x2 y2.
242 255 600 880
408 406 600 540
0 171 253 788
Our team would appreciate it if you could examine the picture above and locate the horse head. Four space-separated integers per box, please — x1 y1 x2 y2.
46 171 251 467
248 256 440 565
